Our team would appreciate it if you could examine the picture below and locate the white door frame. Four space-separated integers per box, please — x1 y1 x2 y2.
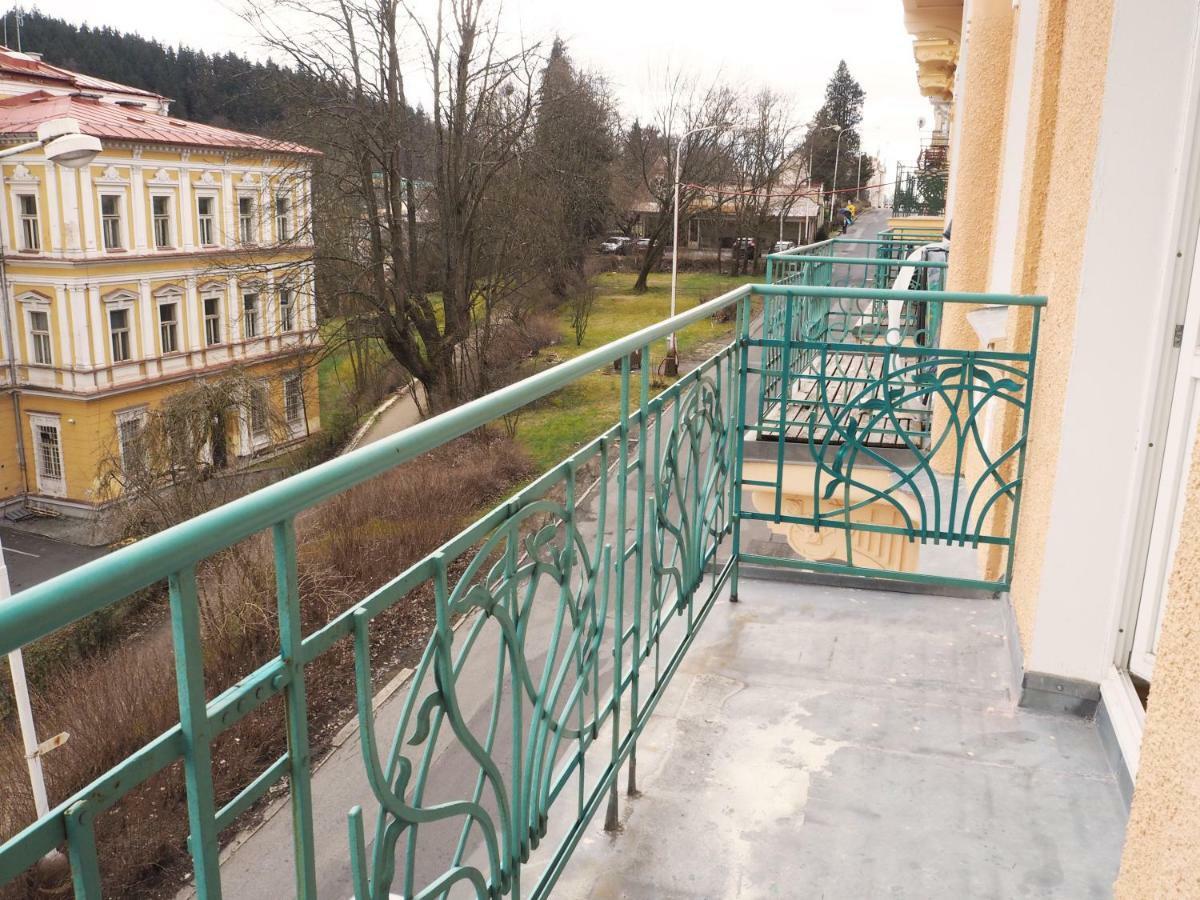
27 412 65 498
1099 1 1200 778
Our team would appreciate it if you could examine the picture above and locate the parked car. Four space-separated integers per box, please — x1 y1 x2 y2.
635 237 651 251
599 235 632 255
772 240 796 253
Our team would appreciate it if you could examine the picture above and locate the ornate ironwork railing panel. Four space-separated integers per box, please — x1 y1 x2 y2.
738 283 1044 593
0 287 750 899
0 278 1045 897
758 241 949 447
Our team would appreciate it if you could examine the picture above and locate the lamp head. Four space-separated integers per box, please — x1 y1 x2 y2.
44 133 101 168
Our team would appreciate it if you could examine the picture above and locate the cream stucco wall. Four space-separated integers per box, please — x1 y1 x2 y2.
1004 0 1114 648
1115 420 1200 897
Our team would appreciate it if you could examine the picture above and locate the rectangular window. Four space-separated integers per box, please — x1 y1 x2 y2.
197 196 215 246
34 422 63 482
203 297 222 346
152 195 172 248
159 302 178 354
284 375 303 425
117 413 145 474
249 384 269 438
242 293 259 339
101 194 122 250
18 194 39 251
275 193 291 241
239 196 255 243
279 288 294 332
29 309 51 365
109 308 131 362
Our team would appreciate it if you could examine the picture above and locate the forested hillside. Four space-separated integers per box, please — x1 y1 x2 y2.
2 8 294 131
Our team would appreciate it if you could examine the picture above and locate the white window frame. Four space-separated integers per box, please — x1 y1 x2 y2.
238 194 257 244
115 407 148 475
151 192 174 249
27 307 52 366
283 374 304 429
242 291 260 340
245 380 271 449
158 300 179 354
28 413 65 496
275 191 291 242
203 294 223 346
279 285 295 332
17 192 39 251
108 306 132 362
196 193 218 247
100 193 124 251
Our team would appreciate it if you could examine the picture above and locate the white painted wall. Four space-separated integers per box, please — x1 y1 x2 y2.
1026 0 1200 684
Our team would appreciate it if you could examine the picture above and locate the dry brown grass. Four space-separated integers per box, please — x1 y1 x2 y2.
0 429 532 898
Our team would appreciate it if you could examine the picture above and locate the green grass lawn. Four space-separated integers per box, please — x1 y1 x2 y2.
514 270 749 469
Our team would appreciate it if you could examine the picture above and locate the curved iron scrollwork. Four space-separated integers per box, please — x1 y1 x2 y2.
804 348 1031 552
652 373 731 612
345 345 740 900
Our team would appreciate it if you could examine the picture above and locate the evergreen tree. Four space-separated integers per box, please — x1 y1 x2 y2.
532 38 617 301
803 61 875 205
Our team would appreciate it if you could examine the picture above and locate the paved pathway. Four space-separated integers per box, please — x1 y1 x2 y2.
353 384 426 450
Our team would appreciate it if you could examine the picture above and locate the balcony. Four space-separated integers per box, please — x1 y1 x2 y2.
0 239 1127 898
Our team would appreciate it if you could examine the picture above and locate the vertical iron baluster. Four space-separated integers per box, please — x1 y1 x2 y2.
628 342 650 797
604 354 631 831
730 293 752 603
773 295 795 522
272 520 317 898
168 566 222 899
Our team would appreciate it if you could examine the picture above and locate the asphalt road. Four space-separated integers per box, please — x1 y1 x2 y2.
0 525 107 593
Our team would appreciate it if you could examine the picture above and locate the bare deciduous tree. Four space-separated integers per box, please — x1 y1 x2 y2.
96 369 300 538
244 0 540 412
619 73 736 294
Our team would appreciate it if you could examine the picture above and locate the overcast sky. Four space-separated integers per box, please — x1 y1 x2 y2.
38 0 931 180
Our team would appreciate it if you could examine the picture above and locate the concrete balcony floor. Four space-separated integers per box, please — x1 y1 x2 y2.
553 576 1128 899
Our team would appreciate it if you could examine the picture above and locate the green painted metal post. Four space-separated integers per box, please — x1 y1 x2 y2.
64 800 101 898
604 354 631 831
272 520 317 898
168 566 223 899
730 293 752 603
628 343 650 797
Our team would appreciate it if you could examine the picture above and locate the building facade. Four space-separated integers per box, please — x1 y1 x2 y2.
901 0 1200 892
0 49 319 519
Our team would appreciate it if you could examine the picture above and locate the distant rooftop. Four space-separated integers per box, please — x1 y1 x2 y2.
0 45 164 101
0 91 318 157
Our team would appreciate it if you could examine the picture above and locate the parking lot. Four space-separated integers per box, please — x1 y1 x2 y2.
0 526 107 593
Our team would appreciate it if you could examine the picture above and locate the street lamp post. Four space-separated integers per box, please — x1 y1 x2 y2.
667 122 727 376
0 116 100 830
808 123 841 226
830 125 847 220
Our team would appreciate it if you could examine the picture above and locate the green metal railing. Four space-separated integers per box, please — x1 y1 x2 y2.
739 283 1043 593
758 238 949 445
893 163 948 217
0 279 1044 898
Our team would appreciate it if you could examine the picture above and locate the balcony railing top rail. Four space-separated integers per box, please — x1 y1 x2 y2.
0 279 1044 900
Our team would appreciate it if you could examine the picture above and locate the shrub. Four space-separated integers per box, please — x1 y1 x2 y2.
0 430 533 899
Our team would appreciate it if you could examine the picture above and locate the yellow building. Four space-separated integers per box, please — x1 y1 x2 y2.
903 0 1200 893
0 48 319 519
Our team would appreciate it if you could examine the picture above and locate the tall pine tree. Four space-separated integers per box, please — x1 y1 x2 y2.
804 61 874 205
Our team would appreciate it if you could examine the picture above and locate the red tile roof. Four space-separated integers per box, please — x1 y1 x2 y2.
0 47 163 100
0 92 318 156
